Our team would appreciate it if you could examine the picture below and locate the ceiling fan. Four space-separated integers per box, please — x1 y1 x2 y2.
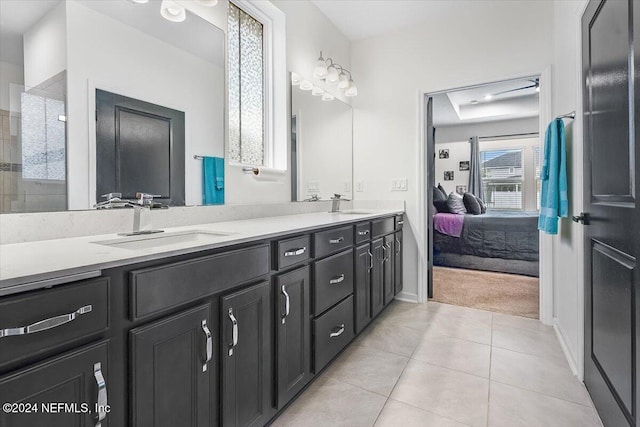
484 78 539 100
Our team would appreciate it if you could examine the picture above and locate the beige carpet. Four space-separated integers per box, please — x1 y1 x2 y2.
432 267 539 319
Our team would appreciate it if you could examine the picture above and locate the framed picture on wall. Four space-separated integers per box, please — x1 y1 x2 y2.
456 185 467 195
444 171 454 181
439 149 449 159
459 161 470 171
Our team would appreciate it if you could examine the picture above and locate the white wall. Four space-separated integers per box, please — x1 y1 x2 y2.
550 0 588 377
64 0 225 208
435 117 539 144
0 61 23 112
434 142 469 195
351 0 555 301
23 2 67 89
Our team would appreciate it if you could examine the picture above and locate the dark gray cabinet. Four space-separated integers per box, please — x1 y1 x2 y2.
0 341 109 427
354 243 372 333
371 237 385 317
130 304 212 427
275 267 312 408
383 234 395 305
394 231 403 295
221 281 272 427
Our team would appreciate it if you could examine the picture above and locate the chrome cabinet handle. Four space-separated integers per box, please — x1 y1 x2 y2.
0 305 92 338
395 238 401 255
329 324 345 338
329 274 345 284
284 247 306 257
382 244 389 262
367 250 373 270
397 220 404 225
281 285 290 324
385 242 392 261
228 308 238 356
329 237 344 244
94 362 107 427
201 320 212 372
357 230 369 236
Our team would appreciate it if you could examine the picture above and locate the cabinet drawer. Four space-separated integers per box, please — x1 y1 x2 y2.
130 244 270 320
313 296 354 373
276 235 311 270
313 249 354 315
355 222 371 244
372 217 395 237
395 215 404 231
314 225 354 258
0 278 109 369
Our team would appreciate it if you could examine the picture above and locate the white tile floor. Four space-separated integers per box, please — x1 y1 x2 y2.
272 300 603 427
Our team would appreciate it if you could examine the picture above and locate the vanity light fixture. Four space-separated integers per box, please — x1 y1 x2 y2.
291 72 301 86
312 86 324 96
321 92 335 102
160 0 186 22
194 0 219 6
129 0 149 3
312 51 358 97
300 80 313 91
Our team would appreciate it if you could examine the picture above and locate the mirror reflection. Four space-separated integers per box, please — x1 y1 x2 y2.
0 0 225 213
290 73 353 202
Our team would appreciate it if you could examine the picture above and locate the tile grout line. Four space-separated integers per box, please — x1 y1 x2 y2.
486 312 494 427
488 379 595 408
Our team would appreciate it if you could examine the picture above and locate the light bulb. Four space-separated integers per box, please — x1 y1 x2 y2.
484 94 493 101
160 0 186 22
326 66 339 84
312 86 324 96
291 72 301 86
536 85 540 92
345 80 358 97
194 0 218 6
337 71 349 89
313 52 328 79
322 92 335 101
299 80 313 91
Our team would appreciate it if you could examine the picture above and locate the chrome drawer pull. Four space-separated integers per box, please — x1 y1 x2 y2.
284 247 306 257
228 308 238 356
329 237 344 244
357 230 369 236
0 305 92 338
94 362 108 427
329 324 345 338
329 274 345 284
395 238 401 255
367 250 373 270
202 320 212 372
281 285 290 324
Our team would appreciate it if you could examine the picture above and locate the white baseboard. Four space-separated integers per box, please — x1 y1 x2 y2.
395 292 418 303
553 318 579 378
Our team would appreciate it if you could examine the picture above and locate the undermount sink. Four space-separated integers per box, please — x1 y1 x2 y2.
92 230 236 250
338 209 376 215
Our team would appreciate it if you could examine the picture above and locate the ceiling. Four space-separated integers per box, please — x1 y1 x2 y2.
432 78 540 127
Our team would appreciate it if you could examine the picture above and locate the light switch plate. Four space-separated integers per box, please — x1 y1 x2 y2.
391 178 408 191
343 182 352 192
356 181 364 192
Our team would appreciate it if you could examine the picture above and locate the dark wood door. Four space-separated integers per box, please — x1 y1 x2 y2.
354 243 372 333
96 89 185 205
582 1 639 426
221 281 272 427
130 304 212 427
394 231 403 295
371 238 385 317
275 267 312 408
0 341 109 427
383 234 395 305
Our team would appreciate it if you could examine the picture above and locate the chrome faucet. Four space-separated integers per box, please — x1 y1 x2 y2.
330 194 350 213
95 192 165 236
304 194 321 202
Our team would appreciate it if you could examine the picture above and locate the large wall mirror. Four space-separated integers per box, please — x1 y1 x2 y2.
290 73 353 202
0 0 225 212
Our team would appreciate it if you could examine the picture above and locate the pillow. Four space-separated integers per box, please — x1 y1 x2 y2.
463 193 482 215
433 186 447 202
437 184 448 199
433 200 450 213
446 192 467 214
475 196 487 214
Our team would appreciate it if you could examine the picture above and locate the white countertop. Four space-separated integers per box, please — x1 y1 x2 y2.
0 209 402 295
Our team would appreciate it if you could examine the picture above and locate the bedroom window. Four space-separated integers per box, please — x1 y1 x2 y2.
480 149 524 210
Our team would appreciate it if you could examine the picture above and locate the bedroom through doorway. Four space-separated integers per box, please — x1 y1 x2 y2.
427 77 542 319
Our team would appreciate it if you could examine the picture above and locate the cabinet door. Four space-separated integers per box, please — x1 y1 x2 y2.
221 281 272 427
130 304 212 427
354 244 372 333
275 267 312 408
394 231 403 295
383 234 395 306
370 238 385 317
0 341 109 427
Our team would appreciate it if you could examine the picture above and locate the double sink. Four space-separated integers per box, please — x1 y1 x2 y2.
92 230 235 250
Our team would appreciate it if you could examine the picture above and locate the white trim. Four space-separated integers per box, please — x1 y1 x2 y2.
395 293 419 304
554 318 579 377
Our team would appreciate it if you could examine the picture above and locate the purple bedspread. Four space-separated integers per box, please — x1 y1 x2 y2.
434 213 465 237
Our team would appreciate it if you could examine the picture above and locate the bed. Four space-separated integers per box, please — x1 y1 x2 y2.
433 211 539 277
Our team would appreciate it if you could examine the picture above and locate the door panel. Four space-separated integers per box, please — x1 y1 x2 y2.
383 235 394 305
354 244 372 333
370 238 384 317
582 1 638 426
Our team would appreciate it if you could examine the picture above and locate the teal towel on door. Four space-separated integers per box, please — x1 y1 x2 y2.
538 119 568 234
203 156 224 205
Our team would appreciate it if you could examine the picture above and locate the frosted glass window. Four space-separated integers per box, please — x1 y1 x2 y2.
228 2 264 166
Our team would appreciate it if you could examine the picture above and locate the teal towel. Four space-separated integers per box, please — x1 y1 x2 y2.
538 119 568 234
203 156 224 205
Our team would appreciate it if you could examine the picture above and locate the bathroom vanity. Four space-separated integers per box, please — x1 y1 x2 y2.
0 211 403 427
